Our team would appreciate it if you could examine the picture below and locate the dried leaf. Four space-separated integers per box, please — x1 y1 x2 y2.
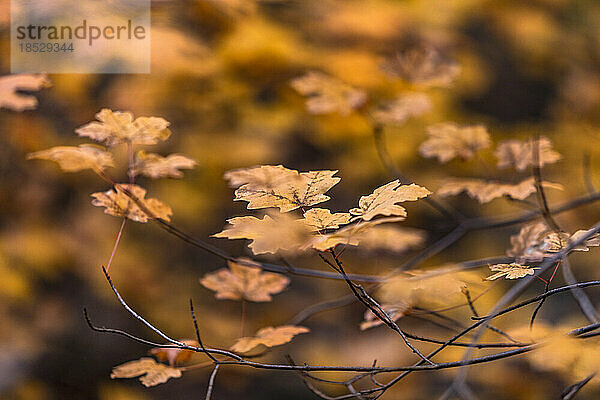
230 325 309 353
419 122 490 163
360 303 410 330
91 184 172 223
372 93 431 125
486 263 539 280
495 137 561 171
200 259 290 302
110 357 182 387
213 213 312 254
131 151 197 179
302 208 351 231
349 180 430 221
290 71 367 115
75 109 171 146
0 74 51 111
150 339 199 367
380 45 460 87
224 165 340 212
27 144 114 172
437 177 563 203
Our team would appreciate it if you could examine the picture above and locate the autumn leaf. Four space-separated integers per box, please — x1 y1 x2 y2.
27 144 114 173
437 177 563 203
302 208 351 231
230 325 309 353
310 217 402 251
486 263 539 280
352 225 425 253
372 93 431 125
75 109 171 146
0 74 51 111
200 259 290 302
349 180 430 221
91 184 173 223
131 151 197 179
290 71 367 115
495 137 561 171
419 122 490 163
110 357 182 387
360 303 410 331
150 339 199 366
224 165 341 212
380 45 460 87
213 213 312 254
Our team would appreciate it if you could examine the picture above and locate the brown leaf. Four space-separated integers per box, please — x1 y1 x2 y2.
372 93 431 125
290 71 367 115
349 180 430 221
495 137 561 171
150 339 199 366
230 325 309 353
419 122 490 163
110 357 182 387
200 259 290 302
75 109 171 146
131 151 197 179
302 208 351 231
90 184 172 223
437 177 563 203
0 74 51 111
224 165 341 212
27 144 114 172
486 263 539 280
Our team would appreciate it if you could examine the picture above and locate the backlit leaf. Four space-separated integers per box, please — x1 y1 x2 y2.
110 357 182 387
131 151 197 179
27 144 114 172
419 122 490 163
150 339 199 367
372 93 431 125
302 208 351 231
90 184 172 223
486 263 539 280
495 137 561 171
437 177 563 203
360 303 410 331
0 74 51 111
230 325 309 353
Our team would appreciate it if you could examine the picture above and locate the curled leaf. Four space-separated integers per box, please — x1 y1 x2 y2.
200 259 290 302
131 151 197 179
0 74 51 111
230 325 309 353
419 122 490 163
495 137 561 171
486 263 539 280
27 144 114 172
372 93 431 125
290 71 367 115
437 177 563 203
75 108 171 146
150 339 199 366
110 357 182 387
91 184 172 223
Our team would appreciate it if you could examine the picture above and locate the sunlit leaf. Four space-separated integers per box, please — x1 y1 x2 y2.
360 303 410 331
495 137 561 171
0 74 51 111
131 151 197 179
200 259 290 302
150 339 199 367
372 93 431 125
110 357 182 387
419 122 490 163
486 263 539 280
302 208 351 231
27 144 114 173
90 184 172 223
437 177 563 203
230 325 309 353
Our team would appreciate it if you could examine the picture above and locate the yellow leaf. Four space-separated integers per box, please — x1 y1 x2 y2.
131 151 197 179
110 357 182 387
486 263 539 280
437 177 563 203
0 74 51 111
302 208 351 231
90 184 172 223
150 339 199 366
213 213 312 254
290 71 367 115
200 259 290 302
419 122 490 163
75 109 171 146
495 137 561 171
349 180 430 221
27 144 114 173
224 165 340 212
230 325 309 353
372 92 431 125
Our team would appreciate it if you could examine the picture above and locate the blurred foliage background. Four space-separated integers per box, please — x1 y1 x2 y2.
2 0 600 398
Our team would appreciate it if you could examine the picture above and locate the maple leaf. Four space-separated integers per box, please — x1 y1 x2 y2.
90 184 172 223
486 263 539 280
131 151 197 179
380 45 460 87
349 180 430 221
437 177 563 203
150 339 199 366
230 325 309 353
200 259 290 302
360 303 410 331
110 357 182 387
27 144 114 173
0 74 51 111
495 137 561 171
224 165 341 212
290 71 367 115
419 122 490 163
372 93 431 125
302 208 351 231
213 213 312 254
75 109 171 146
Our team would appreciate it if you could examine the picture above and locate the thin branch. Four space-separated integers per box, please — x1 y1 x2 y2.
205 364 220 400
